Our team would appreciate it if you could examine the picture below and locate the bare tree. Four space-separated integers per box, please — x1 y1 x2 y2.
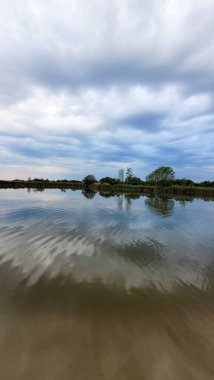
118 168 124 182
125 167 134 181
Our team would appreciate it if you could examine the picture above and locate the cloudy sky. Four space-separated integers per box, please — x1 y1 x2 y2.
0 0 213 181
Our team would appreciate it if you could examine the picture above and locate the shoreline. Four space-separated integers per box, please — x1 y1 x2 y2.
0 180 214 199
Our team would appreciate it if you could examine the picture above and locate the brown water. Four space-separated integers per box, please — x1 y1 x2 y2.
0 189 214 379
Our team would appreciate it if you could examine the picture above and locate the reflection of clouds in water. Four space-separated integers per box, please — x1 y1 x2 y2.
0 232 211 292
0 197 214 294
0 190 214 292
0 189 85 213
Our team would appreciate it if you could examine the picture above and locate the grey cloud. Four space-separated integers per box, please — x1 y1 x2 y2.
0 0 214 181
117 112 165 132
1 0 214 99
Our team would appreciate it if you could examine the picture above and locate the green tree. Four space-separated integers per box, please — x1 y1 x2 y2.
100 177 120 185
83 174 97 186
146 166 175 184
125 176 142 185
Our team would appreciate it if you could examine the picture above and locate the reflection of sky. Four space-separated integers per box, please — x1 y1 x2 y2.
0 189 214 293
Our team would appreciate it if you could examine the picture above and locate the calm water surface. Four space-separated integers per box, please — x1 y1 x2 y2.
0 189 214 379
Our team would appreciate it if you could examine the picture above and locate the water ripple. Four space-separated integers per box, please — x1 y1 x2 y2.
0 193 213 294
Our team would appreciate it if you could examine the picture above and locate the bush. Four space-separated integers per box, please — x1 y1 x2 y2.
100 177 121 185
125 176 142 185
99 182 112 189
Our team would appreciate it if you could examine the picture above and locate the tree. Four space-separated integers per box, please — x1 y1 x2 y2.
82 174 97 186
100 177 120 185
118 169 124 182
125 176 142 185
146 166 175 184
125 167 134 181
174 178 194 187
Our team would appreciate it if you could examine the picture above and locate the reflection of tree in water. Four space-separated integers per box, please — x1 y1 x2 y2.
99 192 113 198
125 193 141 200
82 190 96 199
125 195 132 212
33 187 45 192
145 196 174 216
178 197 193 206
116 195 123 211
116 193 142 211
179 200 186 207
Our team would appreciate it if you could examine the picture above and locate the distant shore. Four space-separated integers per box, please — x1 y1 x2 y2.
0 180 214 198
0 180 83 190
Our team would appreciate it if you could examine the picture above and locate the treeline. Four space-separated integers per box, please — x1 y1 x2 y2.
97 177 214 188
98 176 214 188
0 166 213 197
82 167 214 197
82 166 214 188
1 177 213 188
0 179 83 189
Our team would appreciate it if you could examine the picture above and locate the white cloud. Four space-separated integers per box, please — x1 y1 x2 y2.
0 0 214 180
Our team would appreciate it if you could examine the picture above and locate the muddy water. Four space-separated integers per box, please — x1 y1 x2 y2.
0 189 214 379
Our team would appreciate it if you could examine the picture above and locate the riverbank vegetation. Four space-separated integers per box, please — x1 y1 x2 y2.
0 166 213 197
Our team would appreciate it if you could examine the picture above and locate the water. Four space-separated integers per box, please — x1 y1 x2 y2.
0 189 214 379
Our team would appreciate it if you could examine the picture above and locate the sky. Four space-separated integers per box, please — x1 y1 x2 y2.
0 0 214 181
